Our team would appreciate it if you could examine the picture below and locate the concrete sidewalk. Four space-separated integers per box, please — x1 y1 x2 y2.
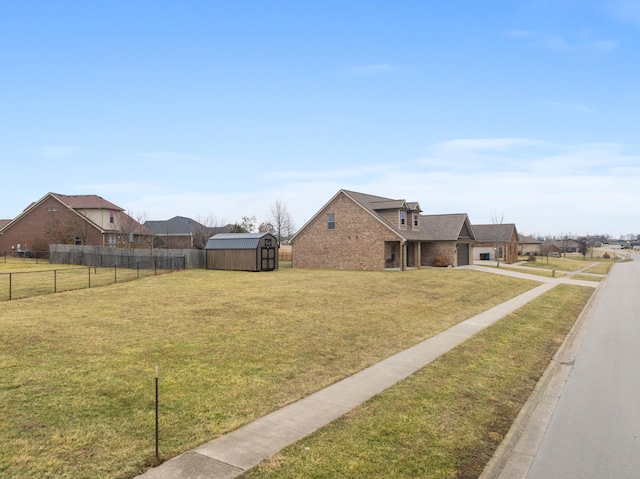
137 267 599 479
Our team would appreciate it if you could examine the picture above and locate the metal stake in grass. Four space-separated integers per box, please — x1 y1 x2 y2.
155 366 160 462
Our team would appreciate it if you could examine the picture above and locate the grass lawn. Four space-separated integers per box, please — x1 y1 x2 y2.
0 263 155 301
517 254 614 272
0 267 539 479
245 284 594 479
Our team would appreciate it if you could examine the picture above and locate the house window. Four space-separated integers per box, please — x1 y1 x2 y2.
327 213 335 230
413 213 419 228
400 211 406 226
498 246 504 259
47 207 58 212
110 211 115 223
108 234 115 246
129 233 134 243
74 236 82 245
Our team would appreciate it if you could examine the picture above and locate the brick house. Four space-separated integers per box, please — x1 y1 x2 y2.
472 223 519 264
518 234 542 256
289 189 476 270
144 216 232 249
0 192 153 253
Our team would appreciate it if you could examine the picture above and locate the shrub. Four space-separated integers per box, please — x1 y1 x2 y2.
433 255 450 267
527 255 536 262
603 252 610 259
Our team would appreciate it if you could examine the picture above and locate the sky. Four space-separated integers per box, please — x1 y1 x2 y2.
1 0 639 238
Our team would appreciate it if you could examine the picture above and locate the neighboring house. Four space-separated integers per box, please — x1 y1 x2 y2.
144 216 232 249
205 232 278 271
541 238 583 255
289 189 476 270
473 223 519 264
518 234 543 256
0 192 153 253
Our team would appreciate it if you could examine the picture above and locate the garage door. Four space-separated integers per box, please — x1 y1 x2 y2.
457 243 470 266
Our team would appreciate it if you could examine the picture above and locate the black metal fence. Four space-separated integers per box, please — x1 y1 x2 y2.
0 257 185 301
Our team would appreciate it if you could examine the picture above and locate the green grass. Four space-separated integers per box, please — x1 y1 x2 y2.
245 284 594 479
0 268 539 479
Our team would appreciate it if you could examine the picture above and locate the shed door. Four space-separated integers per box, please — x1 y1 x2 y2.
261 247 276 271
457 243 470 266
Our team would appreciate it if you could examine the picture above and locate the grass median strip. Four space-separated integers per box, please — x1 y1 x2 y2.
245 284 594 479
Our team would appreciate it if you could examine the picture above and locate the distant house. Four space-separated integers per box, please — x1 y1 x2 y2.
0 192 153 253
518 234 542 256
541 239 583 255
144 216 232 249
473 223 519 264
205 232 278 271
289 189 476 270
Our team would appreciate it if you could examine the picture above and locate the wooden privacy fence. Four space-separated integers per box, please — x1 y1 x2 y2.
50 244 204 269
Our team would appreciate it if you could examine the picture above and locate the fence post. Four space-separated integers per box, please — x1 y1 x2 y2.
88 267 91 288
9 273 11 300
54 270 57 293
114 265 117 284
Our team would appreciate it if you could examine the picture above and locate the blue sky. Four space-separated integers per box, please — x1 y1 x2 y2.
1 1 638 237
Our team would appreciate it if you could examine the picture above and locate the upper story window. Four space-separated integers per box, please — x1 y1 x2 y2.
413 213 419 228
400 211 406 228
109 210 115 223
327 213 336 230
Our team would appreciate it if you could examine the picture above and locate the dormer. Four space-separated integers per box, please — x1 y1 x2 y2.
408 202 422 231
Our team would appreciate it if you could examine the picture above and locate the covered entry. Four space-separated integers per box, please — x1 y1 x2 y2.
206 233 279 271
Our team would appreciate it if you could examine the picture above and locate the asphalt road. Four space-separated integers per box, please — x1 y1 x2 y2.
526 252 640 478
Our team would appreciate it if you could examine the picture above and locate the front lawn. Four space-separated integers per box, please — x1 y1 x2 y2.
0 268 538 478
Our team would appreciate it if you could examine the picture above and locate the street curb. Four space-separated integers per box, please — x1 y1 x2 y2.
479 274 609 479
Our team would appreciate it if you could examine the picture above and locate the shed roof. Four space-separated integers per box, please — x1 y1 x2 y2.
206 232 275 250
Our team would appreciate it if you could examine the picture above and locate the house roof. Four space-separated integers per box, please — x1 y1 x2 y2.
421 214 475 241
1 192 151 237
0 219 11 231
518 234 542 244
145 217 232 236
290 189 472 244
206 232 275 250
50 193 123 211
472 224 518 243
145 216 206 235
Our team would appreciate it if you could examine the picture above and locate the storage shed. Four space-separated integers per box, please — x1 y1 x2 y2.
205 233 278 271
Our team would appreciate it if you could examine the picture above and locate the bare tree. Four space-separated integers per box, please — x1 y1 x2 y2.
118 210 147 248
230 215 257 233
492 212 505 268
193 215 225 249
267 200 296 243
259 222 275 234
46 211 93 245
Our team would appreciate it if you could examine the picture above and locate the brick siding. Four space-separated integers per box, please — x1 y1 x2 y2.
292 191 402 270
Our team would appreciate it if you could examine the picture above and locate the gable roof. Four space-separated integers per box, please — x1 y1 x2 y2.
291 189 473 244
145 216 206 235
0 219 11 231
50 193 124 211
518 234 542 244
0 192 150 237
421 213 475 241
473 224 518 243
205 232 275 250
